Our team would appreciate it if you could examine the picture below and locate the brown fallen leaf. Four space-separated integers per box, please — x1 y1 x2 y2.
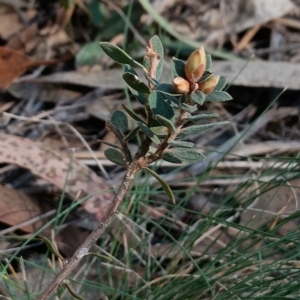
0 186 44 233
0 47 69 89
0 133 114 221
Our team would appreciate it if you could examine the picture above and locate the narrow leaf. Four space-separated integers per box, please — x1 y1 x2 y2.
123 73 151 94
164 148 206 163
124 64 138 76
186 113 219 122
189 90 206 105
39 236 64 261
162 152 182 164
181 121 230 135
124 126 140 141
98 139 122 149
149 91 175 119
148 35 164 80
214 75 227 91
205 54 212 71
150 126 168 138
111 110 128 133
169 141 194 148
206 91 233 102
88 252 113 262
155 114 176 131
104 148 126 166
145 167 175 204
99 42 143 67
171 57 186 78
180 103 198 113
198 71 213 83
64 283 85 300
122 104 145 123
138 122 161 144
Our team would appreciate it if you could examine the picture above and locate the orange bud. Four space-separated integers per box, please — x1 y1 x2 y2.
172 77 190 94
185 47 206 83
198 75 219 94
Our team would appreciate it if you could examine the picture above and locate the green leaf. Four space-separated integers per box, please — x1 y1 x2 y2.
163 148 206 163
158 92 179 108
198 71 213 83
181 121 230 135
150 126 168 138
206 91 232 102
123 73 151 94
215 75 227 91
124 64 138 76
111 110 128 133
154 114 176 131
149 91 175 120
99 42 143 68
205 54 212 71
64 283 85 300
169 141 194 148
39 236 64 261
104 148 126 166
76 41 104 66
180 103 198 113
98 139 122 149
144 167 175 204
186 113 219 122
171 57 186 78
124 126 140 141
128 87 148 105
88 252 113 262
148 35 164 80
122 104 145 123
189 90 206 105
156 83 179 96
138 122 161 144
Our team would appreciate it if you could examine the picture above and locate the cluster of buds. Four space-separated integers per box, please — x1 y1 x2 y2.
172 47 219 95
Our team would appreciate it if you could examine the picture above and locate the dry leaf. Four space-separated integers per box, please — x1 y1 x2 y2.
0 133 114 221
0 47 69 89
0 186 44 233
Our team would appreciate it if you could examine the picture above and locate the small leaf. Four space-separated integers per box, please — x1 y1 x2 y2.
206 91 232 102
76 41 104 66
181 121 230 135
205 54 212 71
189 90 206 105
158 92 179 108
180 103 198 113
148 35 164 80
124 64 138 76
144 167 175 204
151 126 168 138
138 122 161 145
198 71 213 83
154 114 176 131
171 57 186 78
162 153 182 164
163 148 206 163
39 236 64 261
169 141 194 148
129 87 148 105
99 42 143 68
149 91 175 120
88 252 113 262
64 282 85 300
98 139 122 149
122 104 145 123
186 113 219 122
124 126 140 141
104 148 126 166
214 75 227 91
123 73 151 94
156 83 179 96
111 110 128 133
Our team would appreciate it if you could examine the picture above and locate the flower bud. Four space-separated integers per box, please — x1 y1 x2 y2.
172 77 190 94
198 75 219 94
185 46 206 83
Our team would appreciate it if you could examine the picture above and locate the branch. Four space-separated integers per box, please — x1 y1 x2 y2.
36 161 140 300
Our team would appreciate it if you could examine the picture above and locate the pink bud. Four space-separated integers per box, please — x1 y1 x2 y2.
172 77 190 94
198 75 219 94
185 47 206 83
